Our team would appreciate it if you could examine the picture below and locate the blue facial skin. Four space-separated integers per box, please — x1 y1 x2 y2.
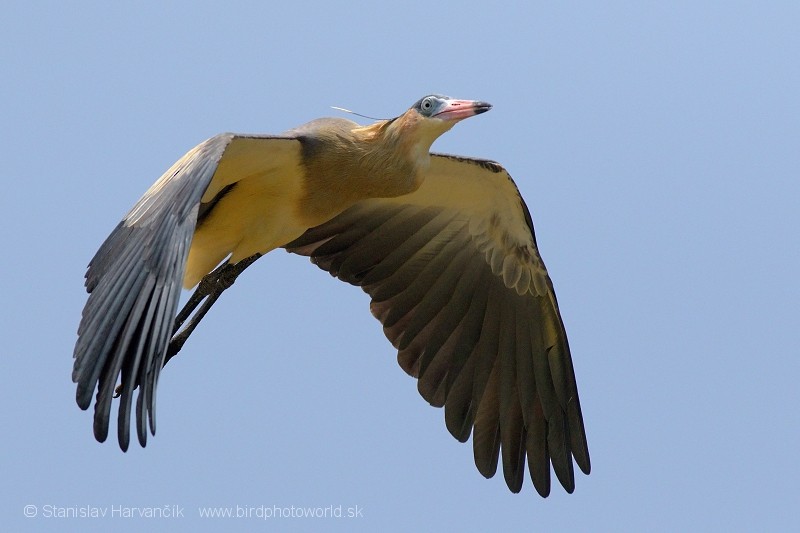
412 95 451 117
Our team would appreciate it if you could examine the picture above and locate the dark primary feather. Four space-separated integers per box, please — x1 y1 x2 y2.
286 154 590 495
72 133 234 450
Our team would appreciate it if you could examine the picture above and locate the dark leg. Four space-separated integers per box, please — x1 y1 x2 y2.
163 253 262 367
112 253 262 398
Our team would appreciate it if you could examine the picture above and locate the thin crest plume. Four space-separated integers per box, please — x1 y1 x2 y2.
330 106 386 121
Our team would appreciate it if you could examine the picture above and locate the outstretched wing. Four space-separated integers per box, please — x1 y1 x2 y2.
285 154 590 496
72 133 300 450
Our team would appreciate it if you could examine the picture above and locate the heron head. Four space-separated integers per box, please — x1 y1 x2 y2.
386 95 491 163
412 94 492 123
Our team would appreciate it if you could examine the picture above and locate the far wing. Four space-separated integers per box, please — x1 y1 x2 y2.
73 133 300 450
285 153 590 496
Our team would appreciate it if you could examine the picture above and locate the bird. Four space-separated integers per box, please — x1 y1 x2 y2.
73 94 590 497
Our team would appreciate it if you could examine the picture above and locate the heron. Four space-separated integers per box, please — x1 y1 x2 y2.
73 94 590 497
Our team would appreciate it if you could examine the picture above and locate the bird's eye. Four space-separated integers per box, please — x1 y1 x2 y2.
419 97 436 115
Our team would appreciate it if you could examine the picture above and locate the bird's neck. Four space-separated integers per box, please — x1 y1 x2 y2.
356 111 449 173
350 116 428 186
296 117 431 226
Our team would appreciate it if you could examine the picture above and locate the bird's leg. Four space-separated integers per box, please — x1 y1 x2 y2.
112 253 262 398
163 253 262 367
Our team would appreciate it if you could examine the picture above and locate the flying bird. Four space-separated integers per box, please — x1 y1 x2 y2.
73 95 590 497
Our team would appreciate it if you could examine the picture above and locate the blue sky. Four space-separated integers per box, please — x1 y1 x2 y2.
3 1 799 531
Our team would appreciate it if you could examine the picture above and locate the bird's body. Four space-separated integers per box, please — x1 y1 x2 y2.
73 95 590 496
184 114 435 288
